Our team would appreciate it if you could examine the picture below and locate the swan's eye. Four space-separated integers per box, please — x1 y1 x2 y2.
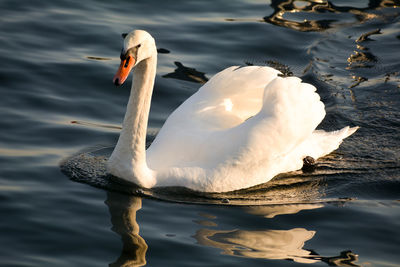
137 44 141 48
124 56 130 68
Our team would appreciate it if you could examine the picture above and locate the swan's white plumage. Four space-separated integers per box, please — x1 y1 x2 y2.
107 30 358 192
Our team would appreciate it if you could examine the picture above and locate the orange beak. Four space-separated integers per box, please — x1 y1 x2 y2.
113 55 136 86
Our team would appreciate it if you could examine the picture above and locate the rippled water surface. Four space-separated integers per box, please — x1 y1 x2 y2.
1 0 400 266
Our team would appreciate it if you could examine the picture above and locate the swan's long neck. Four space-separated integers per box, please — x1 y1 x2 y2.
108 54 157 188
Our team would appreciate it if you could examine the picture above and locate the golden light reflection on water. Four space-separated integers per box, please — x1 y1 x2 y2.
0 185 24 192
0 147 72 157
195 228 318 264
193 203 323 264
244 203 324 218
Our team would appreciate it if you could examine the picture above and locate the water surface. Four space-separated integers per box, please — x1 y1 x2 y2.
0 0 399 266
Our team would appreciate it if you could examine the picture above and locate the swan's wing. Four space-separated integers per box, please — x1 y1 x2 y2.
147 66 280 169
195 76 326 191
149 72 327 192
168 76 325 169
242 76 326 160
169 66 281 130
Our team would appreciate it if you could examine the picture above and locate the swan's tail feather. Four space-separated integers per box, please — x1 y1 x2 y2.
327 125 359 141
305 126 359 159
342 126 360 139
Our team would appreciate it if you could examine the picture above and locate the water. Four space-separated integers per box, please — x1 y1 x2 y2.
1 0 399 266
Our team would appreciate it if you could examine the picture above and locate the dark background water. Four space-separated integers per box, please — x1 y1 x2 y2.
1 0 400 266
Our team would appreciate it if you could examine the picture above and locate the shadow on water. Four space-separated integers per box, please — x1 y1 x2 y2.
162 61 209 84
105 191 360 266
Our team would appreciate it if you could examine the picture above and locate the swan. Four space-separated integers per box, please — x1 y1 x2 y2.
107 29 358 193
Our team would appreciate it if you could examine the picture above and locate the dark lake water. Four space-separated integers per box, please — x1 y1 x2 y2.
1 0 400 266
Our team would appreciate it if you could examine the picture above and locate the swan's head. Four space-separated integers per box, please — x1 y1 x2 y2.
113 30 156 86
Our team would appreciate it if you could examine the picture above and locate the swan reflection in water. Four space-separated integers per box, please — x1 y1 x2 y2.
106 192 147 267
105 192 359 266
194 203 360 266
195 227 317 264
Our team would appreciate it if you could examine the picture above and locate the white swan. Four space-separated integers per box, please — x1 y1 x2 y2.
107 30 358 193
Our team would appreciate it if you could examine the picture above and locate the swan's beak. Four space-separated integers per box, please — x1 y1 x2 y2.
113 56 136 86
